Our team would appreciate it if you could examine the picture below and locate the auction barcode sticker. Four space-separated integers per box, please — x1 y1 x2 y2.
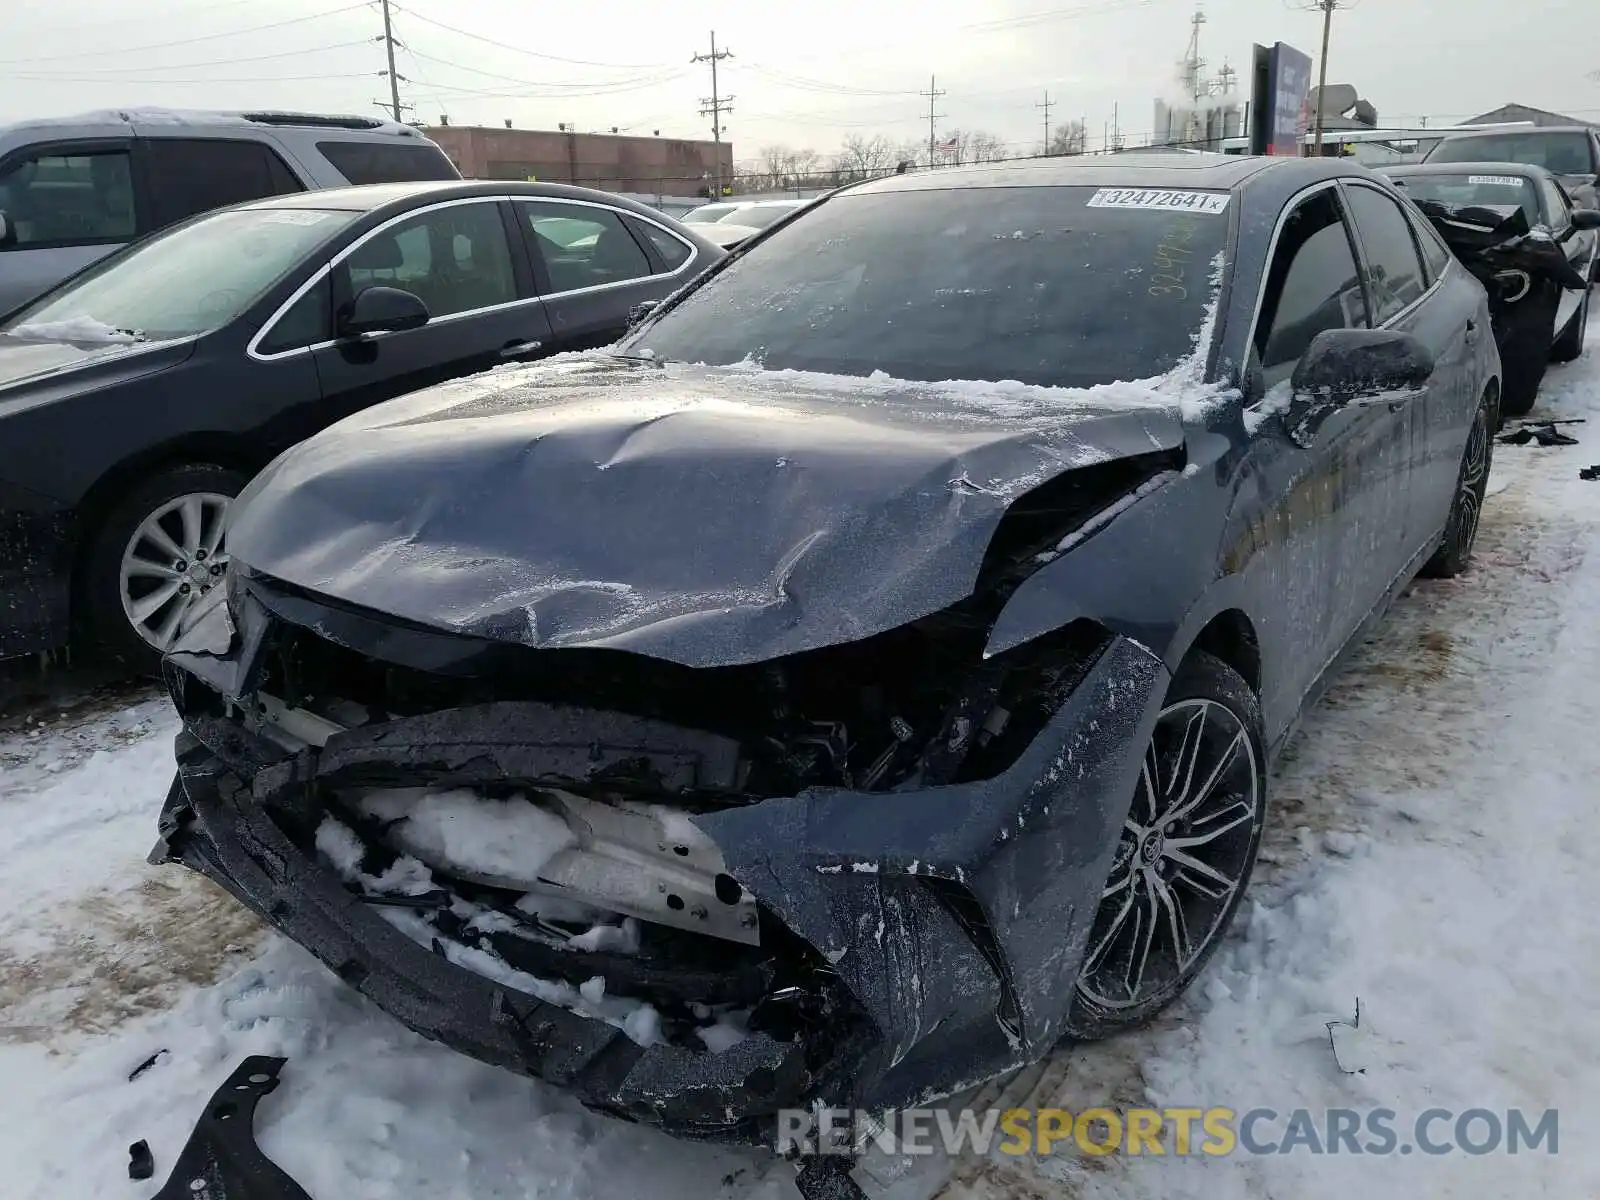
1467 175 1524 187
1087 188 1230 214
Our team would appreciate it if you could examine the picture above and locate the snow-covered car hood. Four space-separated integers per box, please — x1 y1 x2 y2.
226 354 1191 667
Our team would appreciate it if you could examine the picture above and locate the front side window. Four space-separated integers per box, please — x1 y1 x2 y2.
316 140 458 185
1428 132 1597 177
628 185 1230 390
145 138 303 228
1 206 356 341
1537 177 1572 229
1254 190 1368 390
518 201 651 293
336 202 517 319
257 274 332 355
1343 186 1427 324
0 148 136 248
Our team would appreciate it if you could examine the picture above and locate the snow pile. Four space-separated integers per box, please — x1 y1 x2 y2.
357 786 576 881
4 317 142 345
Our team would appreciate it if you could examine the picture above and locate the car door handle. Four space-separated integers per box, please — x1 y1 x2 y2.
500 339 542 358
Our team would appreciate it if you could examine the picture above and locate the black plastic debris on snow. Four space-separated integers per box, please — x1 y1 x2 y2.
129 1048 169 1082
1580 464 1600 480
128 1140 155 1181
1499 421 1582 447
151 1056 313 1200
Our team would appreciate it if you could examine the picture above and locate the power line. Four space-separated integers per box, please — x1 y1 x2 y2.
693 31 734 195
920 75 947 166
392 5 670 70
0 3 370 67
3 40 377 77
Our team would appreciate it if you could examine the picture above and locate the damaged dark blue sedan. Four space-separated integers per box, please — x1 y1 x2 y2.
151 154 1500 1148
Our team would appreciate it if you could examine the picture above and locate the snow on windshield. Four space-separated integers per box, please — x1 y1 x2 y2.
627 184 1233 394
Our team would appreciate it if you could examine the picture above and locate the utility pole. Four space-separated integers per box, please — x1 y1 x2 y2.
379 0 403 123
1312 0 1334 154
1037 90 1054 153
693 32 734 196
920 75 946 167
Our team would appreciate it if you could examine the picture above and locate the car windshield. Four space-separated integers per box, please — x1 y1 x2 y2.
627 185 1230 389
1392 172 1542 225
681 204 738 224
1428 132 1595 176
0 206 359 342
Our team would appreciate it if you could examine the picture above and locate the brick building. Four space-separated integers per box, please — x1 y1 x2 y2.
424 124 733 197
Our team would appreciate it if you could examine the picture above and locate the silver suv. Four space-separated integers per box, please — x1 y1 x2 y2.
0 108 460 313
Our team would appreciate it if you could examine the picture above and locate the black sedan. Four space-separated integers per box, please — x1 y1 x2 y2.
1385 162 1598 415
0 180 723 666
152 155 1498 1162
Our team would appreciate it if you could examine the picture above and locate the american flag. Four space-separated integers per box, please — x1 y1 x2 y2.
935 135 959 154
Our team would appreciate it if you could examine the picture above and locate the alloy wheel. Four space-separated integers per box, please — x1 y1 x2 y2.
1076 697 1262 1012
118 491 232 652
1453 402 1491 558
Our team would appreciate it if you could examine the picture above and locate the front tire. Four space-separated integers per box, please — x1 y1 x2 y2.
1420 387 1494 580
1064 651 1266 1040
81 463 245 673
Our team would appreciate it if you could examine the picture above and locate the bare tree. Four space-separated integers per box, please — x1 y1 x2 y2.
784 147 822 188
1048 121 1088 156
835 134 898 181
758 144 790 190
966 130 1007 162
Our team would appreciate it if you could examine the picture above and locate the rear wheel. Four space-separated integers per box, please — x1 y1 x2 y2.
1064 651 1266 1040
1551 287 1589 364
1421 387 1494 579
81 464 245 673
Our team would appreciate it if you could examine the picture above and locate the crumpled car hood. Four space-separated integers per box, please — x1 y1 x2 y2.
226 355 1189 667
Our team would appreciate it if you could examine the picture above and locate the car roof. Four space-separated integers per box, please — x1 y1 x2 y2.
234 179 693 219
1431 125 1594 140
1384 161 1555 180
0 107 422 139
843 152 1365 195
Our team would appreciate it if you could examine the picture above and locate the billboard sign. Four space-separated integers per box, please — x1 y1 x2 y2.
1249 41 1314 156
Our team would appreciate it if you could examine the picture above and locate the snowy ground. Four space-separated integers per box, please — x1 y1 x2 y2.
3 326 1598 1200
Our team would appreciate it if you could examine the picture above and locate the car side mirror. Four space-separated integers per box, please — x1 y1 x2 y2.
1571 209 1600 231
0 210 15 250
1284 328 1434 446
338 285 429 338
627 299 659 328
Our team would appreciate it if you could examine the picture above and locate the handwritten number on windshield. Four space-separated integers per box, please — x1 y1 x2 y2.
1148 217 1198 300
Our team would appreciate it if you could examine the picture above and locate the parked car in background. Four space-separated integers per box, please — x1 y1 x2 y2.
152 154 1500 1156
682 199 815 250
1386 162 1599 414
0 180 723 667
0 109 462 313
1422 127 1600 237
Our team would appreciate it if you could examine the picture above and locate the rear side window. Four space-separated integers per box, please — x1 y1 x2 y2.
316 140 458 184
145 138 304 228
1401 204 1452 282
633 220 693 271
518 201 652 292
1343 185 1427 324
0 147 138 247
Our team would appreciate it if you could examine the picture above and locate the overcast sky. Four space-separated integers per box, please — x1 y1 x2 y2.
3 0 1597 161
